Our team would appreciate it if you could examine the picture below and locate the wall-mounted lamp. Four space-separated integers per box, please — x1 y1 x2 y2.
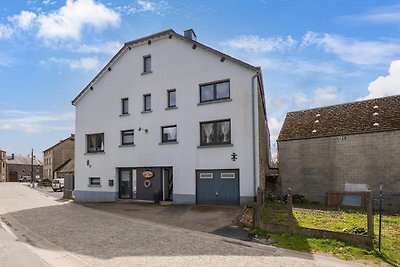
138 127 149 133
86 160 92 168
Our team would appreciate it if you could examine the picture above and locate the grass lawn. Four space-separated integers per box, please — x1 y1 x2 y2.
260 202 400 266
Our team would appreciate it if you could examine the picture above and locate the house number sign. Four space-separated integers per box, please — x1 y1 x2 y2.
142 170 154 179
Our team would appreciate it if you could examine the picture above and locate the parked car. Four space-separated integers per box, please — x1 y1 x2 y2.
18 176 30 183
51 178 64 192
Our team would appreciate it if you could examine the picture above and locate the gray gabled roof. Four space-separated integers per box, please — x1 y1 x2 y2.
278 94 400 141
72 29 260 105
43 134 75 153
7 156 43 166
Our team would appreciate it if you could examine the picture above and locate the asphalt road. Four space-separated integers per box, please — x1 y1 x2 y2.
0 183 370 267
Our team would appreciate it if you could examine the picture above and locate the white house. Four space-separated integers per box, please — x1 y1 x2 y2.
72 29 270 205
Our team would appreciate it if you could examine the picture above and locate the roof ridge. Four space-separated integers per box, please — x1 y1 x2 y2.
287 94 400 114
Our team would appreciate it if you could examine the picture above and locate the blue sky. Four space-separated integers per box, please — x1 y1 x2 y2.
0 0 400 158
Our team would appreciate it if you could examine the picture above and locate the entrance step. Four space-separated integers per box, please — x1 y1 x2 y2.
160 201 173 206
117 199 155 204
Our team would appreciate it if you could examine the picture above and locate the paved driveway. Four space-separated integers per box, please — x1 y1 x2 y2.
0 183 369 267
81 202 250 240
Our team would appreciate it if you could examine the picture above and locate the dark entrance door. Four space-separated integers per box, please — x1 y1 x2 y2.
119 169 137 199
196 169 239 205
8 172 18 182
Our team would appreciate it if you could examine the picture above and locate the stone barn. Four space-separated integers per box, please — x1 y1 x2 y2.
278 95 400 209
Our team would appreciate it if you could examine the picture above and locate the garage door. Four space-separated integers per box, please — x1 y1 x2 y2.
196 169 239 205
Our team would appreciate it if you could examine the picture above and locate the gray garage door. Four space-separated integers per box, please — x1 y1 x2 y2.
196 169 239 205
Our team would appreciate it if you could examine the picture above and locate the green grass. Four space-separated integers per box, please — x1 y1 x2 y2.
260 201 400 266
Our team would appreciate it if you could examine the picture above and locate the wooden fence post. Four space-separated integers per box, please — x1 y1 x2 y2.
287 188 293 235
366 190 374 248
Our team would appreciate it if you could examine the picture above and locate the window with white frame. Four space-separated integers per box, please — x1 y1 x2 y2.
200 119 231 146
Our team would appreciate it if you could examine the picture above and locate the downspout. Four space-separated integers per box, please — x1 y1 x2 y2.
251 73 259 200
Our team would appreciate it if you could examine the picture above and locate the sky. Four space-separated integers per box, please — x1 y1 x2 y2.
0 0 400 159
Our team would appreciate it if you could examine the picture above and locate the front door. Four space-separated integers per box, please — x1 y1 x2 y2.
119 168 137 199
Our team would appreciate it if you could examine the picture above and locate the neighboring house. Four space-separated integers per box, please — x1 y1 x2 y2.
43 134 75 180
278 95 400 208
0 150 6 182
6 154 43 182
72 29 271 205
54 159 74 179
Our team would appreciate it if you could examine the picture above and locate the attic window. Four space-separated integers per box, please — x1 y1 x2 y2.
373 123 379 127
315 120 320 123
373 105 379 109
373 112 379 116
312 129 317 133
316 113 321 117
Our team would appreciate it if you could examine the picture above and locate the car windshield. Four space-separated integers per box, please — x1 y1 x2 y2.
53 180 59 184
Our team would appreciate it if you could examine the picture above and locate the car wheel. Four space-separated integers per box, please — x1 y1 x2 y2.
53 189 57 192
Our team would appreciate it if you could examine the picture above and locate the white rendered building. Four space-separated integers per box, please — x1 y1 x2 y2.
72 29 270 205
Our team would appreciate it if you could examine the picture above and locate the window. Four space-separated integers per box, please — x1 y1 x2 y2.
143 55 151 73
143 94 151 111
200 80 230 103
87 133 104 153
199 173 213 179
121 130 134 145
167 89 176 108
121 98 129 115
200 119 231 146
89 177 101 186
161 125 177 143
221 173 235 179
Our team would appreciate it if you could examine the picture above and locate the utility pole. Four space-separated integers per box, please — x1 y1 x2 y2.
31 148 34 186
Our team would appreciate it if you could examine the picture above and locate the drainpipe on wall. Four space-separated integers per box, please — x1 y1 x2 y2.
251 73 259 201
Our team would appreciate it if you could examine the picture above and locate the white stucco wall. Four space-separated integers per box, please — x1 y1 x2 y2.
74 34 261 203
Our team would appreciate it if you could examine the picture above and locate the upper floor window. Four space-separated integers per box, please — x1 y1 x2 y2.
87 133 104 153
167 89 176 108
121 130 134 145
143 94 151 112
161 125 177 143
200 80 230 103
143 55 151 73
121 98 129 115
200 119 231 146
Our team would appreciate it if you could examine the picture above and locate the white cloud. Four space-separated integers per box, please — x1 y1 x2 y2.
0 110 74 134
314 86 340 107
116 0 167 15
350 4 400 24
294 92 311 106
293 86 340 109
268 116 283 159
37 0 120 41
0 24 13 39
43 0 57 5
69 57 99 70
47 56 100 71
303 31 400 65
220 35 296 53
73 40 123 55
8 11 37 30
362 60 400 99
137 0 156 11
